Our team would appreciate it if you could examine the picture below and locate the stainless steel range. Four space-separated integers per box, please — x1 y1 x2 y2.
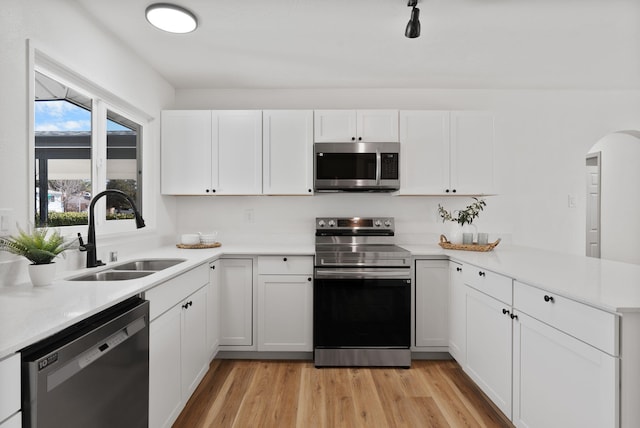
313 217 411 367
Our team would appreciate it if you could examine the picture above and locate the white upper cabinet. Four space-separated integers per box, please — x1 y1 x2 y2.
399 110 495 195
263 110 314 195
161 110 213 195
215 110 263 195
161 110 262 195
314 110 399 143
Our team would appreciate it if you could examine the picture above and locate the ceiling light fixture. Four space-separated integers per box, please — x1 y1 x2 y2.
405 0 421 39
145 3 198 34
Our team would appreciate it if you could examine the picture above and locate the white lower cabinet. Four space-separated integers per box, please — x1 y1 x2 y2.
415 259 449 349
220 258 254 347
448 261 466 364
0 354 20 428
513 312 618 428
147 264 210 428
0 413 20 428
257 256 314 352
465 285 513 419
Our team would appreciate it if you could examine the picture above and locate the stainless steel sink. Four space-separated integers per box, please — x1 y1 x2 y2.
111 258 186 271
69 270 154 281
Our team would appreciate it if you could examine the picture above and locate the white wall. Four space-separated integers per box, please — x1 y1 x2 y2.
0 0 177 285
173 88 640 255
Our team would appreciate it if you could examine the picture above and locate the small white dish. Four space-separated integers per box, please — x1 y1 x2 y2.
200 231 218 244
181 234 200 245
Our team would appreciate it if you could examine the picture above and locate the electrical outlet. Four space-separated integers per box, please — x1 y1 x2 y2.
244 208 255 224
0 209 14 235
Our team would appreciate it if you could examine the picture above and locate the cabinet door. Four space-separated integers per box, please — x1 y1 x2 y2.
513 312 618 428
263 110 314 195
207 260 220 360
215 111 262 194
399 111 450 194
258 274 313 352
465 286 512 419
181 286 208 400
161 110 213 195
220 259 254 346
450 111 495 194
415 260 449 348
448 261 466 364
0 354 19 425
357 110 399 142
149 304 182 428
313 110 357 142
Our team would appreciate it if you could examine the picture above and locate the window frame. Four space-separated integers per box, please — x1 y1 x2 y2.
29 47 153 240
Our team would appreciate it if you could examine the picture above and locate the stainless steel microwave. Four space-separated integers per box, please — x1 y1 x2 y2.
314 142 400 192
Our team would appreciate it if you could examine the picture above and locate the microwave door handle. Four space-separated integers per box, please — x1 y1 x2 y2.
376 150 381 184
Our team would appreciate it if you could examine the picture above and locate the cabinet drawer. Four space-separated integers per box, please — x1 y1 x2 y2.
146 264 209 321
513 281 619 356
258 256 313 275
463 264 512 305
0 353 20 423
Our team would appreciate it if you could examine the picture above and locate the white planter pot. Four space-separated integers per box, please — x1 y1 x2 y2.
449 223 464 244
28 263 56 286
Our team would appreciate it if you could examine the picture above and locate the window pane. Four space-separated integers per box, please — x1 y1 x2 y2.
106 110 141 221
34 72 92 227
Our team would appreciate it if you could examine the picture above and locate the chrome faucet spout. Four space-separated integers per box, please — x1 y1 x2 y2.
81 189 145 268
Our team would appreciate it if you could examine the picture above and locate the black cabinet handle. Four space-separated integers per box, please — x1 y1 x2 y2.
544 295 554 303
502 308 510 315
456 267 462 272
510 313 518 320
351 137 356 141
211 265 215 270
308 277 312 281
205 189 210 193
478 271 486 277
308 189 312 193
358 137 362 141
445 189 450 193
452 189 457 193
283 257 288 262
212 189 216 193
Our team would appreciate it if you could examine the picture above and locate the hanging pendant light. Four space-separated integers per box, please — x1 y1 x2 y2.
405 0 420 38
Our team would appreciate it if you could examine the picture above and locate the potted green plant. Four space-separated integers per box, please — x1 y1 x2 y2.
438 198 487 244
0 225 75 286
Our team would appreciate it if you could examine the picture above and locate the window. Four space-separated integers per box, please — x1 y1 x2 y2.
34 71 142 228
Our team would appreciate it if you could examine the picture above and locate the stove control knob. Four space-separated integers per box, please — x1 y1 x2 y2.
374 220 382 227
318 220 326 227
328 220 336 227
384 220 392 227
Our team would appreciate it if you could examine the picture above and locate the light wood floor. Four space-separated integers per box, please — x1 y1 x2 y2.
172 359 513 428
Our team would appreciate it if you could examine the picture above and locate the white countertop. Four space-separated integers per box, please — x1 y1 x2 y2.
3 241 640 360
0 243 313 359
405 244 640 314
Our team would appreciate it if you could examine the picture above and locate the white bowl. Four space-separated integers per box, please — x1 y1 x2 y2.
200 231 218 244
181 234 200 245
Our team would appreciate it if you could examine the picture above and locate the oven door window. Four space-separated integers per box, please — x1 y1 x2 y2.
314 278 410 348
315 152 377 180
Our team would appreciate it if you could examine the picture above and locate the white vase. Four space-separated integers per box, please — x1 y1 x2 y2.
28 263 56 286
449 223 464 244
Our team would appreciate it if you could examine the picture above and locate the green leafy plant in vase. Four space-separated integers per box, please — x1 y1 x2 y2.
438 198 487 244
0 225 75 286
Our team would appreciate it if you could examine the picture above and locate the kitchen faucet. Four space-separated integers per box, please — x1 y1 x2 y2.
78 189 145 268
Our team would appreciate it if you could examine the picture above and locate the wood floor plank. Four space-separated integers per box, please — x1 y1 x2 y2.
172 359 512 428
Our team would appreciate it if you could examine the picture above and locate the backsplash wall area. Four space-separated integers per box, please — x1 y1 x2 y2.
174 88 640 256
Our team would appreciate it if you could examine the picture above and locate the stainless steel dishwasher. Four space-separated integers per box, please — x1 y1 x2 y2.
21 296 149 428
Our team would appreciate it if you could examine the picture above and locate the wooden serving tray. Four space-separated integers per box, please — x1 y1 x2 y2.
438 235 500 252
176 242 222 249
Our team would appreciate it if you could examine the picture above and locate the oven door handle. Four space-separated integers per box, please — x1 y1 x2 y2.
314 269 410 280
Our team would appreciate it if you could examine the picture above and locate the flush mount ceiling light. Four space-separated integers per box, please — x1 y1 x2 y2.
145 3 198 34
405 0 421 38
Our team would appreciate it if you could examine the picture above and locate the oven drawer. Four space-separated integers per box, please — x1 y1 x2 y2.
258 256 313 275
513 281 619 355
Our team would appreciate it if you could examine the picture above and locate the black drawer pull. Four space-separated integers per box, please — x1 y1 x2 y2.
456 267 462 272
510 313 518 320
283 257 288 262
544 295 554 303
502 308 510 315
308 277 312 282
478 271 486 277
